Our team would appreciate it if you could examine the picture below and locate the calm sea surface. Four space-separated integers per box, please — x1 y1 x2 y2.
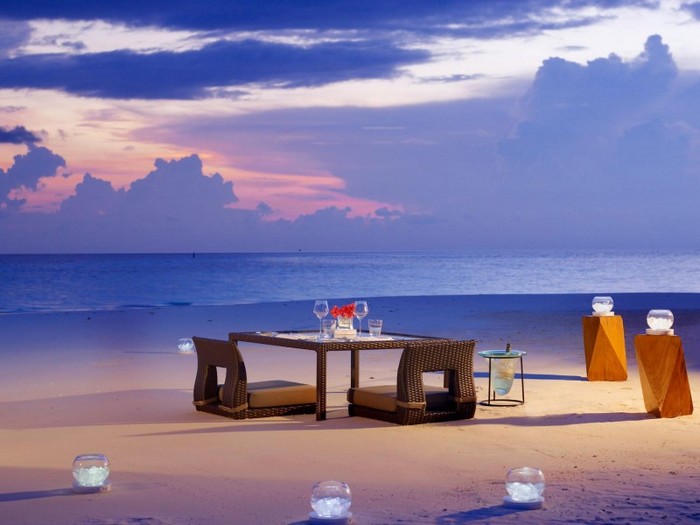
1 250 699 314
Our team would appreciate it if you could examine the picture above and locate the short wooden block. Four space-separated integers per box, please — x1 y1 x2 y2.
582 315 627 381
634 335 694 418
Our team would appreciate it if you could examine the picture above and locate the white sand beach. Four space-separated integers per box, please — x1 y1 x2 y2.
0 294 698 524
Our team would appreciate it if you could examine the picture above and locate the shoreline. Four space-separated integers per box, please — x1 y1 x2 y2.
1 293 698 523
2 292 699 368
3 290 700 316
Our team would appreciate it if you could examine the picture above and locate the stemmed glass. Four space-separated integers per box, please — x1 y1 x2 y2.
313 300 329 339
354 300 368 337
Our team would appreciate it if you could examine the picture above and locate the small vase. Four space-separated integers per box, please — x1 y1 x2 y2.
336 316 353 330
334 316 356 337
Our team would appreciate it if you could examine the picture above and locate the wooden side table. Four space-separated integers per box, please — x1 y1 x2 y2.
581 315 627 381
634 334 694 418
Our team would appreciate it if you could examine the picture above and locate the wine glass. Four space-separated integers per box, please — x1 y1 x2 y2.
313 300 329 339
354 300 368 336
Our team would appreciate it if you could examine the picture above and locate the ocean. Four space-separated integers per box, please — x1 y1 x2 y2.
1 250 699 314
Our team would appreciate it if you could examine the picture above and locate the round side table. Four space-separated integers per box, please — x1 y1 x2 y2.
478 349 527 406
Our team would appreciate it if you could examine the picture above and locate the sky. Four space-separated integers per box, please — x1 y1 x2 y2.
1 0 700 253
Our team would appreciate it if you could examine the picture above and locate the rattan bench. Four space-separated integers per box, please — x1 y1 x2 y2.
192 336 316 419
347 339 477 425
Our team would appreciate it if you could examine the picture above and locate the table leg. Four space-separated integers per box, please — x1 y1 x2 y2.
316 349 327 421
519 356 525 404
487 358 493 405
351 349 360 389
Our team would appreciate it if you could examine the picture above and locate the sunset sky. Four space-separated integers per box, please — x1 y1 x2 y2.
2 1 700 253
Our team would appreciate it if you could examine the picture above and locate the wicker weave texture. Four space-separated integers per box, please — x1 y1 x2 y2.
192 337 316 419
229 331 450 421
349 339 477 425
230 331 441 352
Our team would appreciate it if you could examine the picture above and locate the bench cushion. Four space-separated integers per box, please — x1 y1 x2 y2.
348 385 451 413
218 380 315 408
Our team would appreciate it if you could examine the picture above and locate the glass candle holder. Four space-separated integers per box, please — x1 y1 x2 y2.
591 296 614 316
72 454 111 493
646 309 674 334
504 467 545 509
309 480 352 523
177 338 195 354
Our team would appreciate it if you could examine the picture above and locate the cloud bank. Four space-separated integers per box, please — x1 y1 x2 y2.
0 152 422 253
0 125 40 144
0 39 429 100
0 0 661 101
0 1 654 34
1 31 700 252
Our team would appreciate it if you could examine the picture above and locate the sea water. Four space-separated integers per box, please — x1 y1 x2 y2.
1 250 699 314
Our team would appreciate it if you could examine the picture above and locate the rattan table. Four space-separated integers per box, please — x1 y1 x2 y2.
229 331 449 421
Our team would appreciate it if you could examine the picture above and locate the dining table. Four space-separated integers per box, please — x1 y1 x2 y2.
228 330 450 421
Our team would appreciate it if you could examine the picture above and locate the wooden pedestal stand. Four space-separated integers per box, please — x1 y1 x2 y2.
634 334 693 418
582 315 627 381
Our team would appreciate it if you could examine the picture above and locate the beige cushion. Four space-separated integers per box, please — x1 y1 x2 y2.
217 380 316 408
349 385 398 412
247 380 316 408
349 385 451 413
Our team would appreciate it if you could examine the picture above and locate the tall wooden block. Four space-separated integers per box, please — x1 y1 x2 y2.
634 334 694 418
582 315 627 381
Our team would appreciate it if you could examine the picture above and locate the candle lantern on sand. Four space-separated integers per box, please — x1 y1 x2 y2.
309 480 352 524
177 338 195 354
634 309 693 417
581 295 626 381
72 454 111 493
503 467 545 509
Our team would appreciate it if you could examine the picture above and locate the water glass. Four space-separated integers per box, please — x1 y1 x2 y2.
354 300 368 336
368 319 383 337
313 300 329 339
321 319 336 339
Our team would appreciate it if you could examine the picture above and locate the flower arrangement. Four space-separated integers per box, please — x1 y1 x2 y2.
331 303 355 319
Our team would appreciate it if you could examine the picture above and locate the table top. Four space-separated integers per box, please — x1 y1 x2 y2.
478 349 527 358
229 330 448 351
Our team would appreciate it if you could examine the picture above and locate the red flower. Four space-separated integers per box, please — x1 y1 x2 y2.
331 303 355 318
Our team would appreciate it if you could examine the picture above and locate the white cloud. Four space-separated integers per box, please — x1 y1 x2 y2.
21 20 205 56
